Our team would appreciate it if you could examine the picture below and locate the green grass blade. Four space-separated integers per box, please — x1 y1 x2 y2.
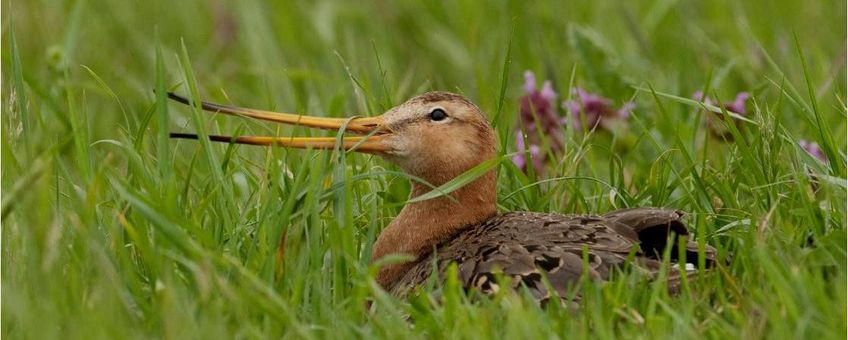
407 154 506 203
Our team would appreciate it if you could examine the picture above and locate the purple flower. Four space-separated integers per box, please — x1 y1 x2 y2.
513 72 636 173
512 132 544 173
514 71 564 172
518 71 563 147
693 91 750 139
693 91 749 115
799 140 826 162
725 93 749 115
562 87 634 130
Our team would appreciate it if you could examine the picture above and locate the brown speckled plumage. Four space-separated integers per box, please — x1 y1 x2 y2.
387 208 717 301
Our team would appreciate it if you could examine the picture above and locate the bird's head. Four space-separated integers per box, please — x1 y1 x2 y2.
373 92 496 184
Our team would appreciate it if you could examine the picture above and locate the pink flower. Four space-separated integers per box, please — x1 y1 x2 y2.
513 72 636 173
693 91 750 139
693 91 749 114
563 87 634 130
514 71 564 172
512 132 544 173
518 71 563 149
799 140 826 162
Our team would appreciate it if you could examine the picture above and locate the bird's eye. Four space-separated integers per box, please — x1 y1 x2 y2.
429 108 448 121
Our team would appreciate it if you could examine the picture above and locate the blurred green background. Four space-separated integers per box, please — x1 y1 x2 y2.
3 0 846 338
6 0 845 130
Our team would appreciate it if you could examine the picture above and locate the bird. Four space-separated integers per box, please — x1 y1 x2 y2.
168 91 719 303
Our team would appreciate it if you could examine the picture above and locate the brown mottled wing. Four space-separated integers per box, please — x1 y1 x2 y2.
389 211 637 300
603 207 719 292
389 208 717 301
603 207 718 263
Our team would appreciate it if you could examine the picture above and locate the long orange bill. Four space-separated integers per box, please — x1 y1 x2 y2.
167 92 393 153
169 133 391 154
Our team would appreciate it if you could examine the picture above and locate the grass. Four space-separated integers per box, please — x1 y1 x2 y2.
2 0 846 338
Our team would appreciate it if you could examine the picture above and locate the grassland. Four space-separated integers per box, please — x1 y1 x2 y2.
2 0 846 338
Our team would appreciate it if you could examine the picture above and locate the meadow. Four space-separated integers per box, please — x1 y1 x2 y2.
2 0 846 338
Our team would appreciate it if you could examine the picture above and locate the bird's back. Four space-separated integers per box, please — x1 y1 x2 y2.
388 208 718 301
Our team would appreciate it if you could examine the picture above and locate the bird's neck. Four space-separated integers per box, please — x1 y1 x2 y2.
371 170 497 288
